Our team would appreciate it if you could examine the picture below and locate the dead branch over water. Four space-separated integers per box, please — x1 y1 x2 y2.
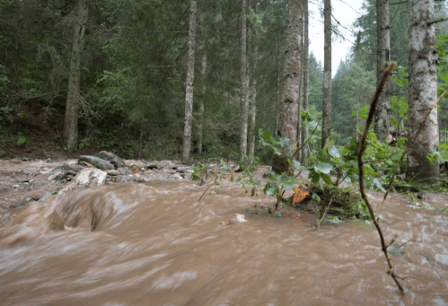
357 62 407 294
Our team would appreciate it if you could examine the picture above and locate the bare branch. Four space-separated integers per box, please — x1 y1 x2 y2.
357 62 407 294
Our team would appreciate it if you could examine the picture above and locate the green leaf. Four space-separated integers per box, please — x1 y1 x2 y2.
280 174 296 190
323 139 334 150
262 129 272 141
314 162 333 174
440 142 448 150
328 145 341 159
373 178 386 193
311 173 320 184
263 182 279 196
320 173 334 186
17 136 27 146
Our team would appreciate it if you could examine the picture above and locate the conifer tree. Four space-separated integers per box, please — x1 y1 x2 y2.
182 0 197 161
406 0 439 182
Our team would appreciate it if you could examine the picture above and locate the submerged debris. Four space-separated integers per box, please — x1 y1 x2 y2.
290 184 370 221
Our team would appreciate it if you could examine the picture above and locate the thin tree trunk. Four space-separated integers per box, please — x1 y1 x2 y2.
63 0 88 152
197 49 206 157
301 0 309 164
375 0 391 141
182 0 197 161
322 0 332 148
275 43 281 135
406 0 439 183
280 0 303 155
138 121 143 158
248 4 258 160
239 0 248 161
356 84 360 137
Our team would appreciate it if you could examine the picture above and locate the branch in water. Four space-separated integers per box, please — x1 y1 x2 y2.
357 62 407 294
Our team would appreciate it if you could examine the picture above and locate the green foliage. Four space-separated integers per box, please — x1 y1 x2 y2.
258 129 290 156
16 135 27 147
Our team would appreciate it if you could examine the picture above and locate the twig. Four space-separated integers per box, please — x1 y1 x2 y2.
292 121 320 161
198 184 213 202
386 235 398 249
363 159 384 163
357 62 407 294
428 17 448 26
315 194 335 229
376 89 448 215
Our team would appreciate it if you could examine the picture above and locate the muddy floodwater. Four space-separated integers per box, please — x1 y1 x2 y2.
1 160 448 305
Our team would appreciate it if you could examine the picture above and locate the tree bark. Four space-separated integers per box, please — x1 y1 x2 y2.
275 43 281 136
280 0 303 155
182 0 197 161
197 48 206 157
406 0 439 183
239 0 248 161
322 0 332 148
248 4 258 160
63 0 88 152
301 0 309 164
375 0 391 141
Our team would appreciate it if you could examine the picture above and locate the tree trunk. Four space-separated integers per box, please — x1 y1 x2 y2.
248 4 258 160
182 0 197 161
406 0 439 183
197 49 206 157
63 0 88 152
279 0 303 155
375 0 391 141
138 121 144 158
275 43 281 136
239 0 248 161
301 0 309 164
321 0 332 148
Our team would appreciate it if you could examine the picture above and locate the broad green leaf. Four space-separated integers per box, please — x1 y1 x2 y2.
373 178 386 193
308 169 315 179
280 175 296 190
328 145 341 159
262 129 272 141
440 142 448 150
263 182 279 196
323 139 334 150
17 136 27 146
391 153 402 162
320 173 334 186
311 173 320 184
293 160 301 169
363 164 376 176
314 162 333 174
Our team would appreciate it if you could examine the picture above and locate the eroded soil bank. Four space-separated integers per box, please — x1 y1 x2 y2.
1 159 448 305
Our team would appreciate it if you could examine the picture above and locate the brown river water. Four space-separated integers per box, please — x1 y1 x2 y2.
1 160 448 305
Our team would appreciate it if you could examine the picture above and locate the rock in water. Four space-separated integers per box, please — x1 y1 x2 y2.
160 160 178 170
107 170 120 176
47 169 67 181
78 156 115 171
68 168 107 188
95 151 126 169
117 167 132 175
145 162 158 170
